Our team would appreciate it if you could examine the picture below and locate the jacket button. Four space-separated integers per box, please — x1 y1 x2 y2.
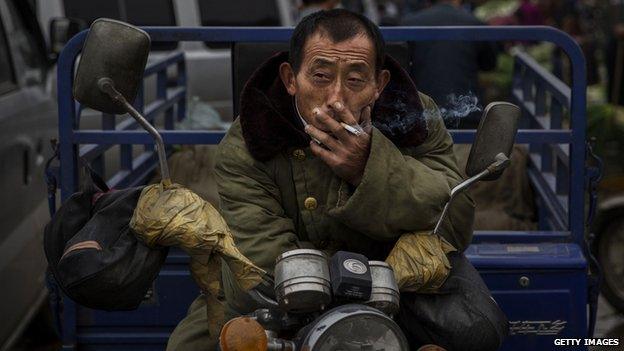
292 149 306 161
304 197 317 210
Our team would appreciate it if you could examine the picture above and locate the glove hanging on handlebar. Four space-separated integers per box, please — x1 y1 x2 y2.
129 182 267 295
385 232 456 293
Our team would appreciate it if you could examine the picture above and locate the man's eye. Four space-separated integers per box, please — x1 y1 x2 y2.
313 73 330 80
348 77 366 85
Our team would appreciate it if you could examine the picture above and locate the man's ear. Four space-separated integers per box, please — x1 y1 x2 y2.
374 69 391 100
279 62 297 96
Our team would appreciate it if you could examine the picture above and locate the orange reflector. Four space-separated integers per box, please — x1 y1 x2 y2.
219 317 268 351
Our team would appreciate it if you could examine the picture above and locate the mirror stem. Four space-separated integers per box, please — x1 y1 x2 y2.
432 153 510 236
97 78 171 186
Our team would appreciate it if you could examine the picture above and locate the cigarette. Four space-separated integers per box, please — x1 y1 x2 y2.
340 122 364 136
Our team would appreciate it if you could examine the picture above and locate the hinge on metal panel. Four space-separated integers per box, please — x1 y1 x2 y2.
585 138 603 338
44 139 60 217
585 138 603 226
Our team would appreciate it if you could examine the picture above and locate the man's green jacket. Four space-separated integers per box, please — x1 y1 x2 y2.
214 52 475 312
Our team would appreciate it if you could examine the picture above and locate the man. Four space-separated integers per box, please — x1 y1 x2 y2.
167 9 506 351
402 0 498 128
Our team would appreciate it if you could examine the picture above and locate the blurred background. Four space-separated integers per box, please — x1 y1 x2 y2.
1 0 623 350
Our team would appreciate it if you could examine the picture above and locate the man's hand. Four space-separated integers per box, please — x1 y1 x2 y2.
305 102 372 186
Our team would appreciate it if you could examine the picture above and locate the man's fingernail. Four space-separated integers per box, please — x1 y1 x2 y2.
313 108 320 115
304 125 310 133
334 102 343 110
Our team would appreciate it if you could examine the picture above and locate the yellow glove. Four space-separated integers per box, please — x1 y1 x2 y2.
385 231 456 293
130 182 266 295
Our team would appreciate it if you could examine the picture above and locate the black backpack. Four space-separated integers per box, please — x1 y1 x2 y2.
44 175 168 311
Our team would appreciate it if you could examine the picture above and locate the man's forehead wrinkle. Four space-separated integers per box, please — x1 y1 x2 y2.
311 57 336 66
304 47 373 67
309 53 370 65
301 33 375 67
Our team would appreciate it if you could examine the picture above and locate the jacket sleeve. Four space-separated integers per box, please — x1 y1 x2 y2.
327 94 475 251
214 141 301 274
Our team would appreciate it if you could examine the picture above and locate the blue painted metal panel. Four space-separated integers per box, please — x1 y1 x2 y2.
469 243 587 351
472 231 570 243
465 243 586 269
485 273 587 351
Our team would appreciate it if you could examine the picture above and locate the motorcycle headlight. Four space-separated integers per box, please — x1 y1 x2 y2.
299 304 409 351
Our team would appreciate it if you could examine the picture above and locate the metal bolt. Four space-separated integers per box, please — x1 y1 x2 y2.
519 276 530 288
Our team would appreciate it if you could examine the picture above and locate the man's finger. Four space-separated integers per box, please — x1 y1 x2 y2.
332 101 358 125
305 124 340 150
309 140 338 166
313 108 349 140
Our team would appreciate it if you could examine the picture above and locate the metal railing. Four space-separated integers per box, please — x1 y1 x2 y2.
60 51 186 191
58 26 587 244
512 50 571 232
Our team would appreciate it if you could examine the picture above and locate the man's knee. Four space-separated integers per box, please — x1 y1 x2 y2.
398 291 507 351
167 294 236 351
167 296 212 351
442 304 508 351
397 253 508 351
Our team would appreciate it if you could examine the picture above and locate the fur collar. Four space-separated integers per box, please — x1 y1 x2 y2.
239 51 428 162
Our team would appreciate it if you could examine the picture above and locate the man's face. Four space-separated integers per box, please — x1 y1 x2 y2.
279 32 390 131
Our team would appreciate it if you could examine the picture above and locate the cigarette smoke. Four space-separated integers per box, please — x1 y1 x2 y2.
438 92 482 128
373 90 423 137
374 91 482 136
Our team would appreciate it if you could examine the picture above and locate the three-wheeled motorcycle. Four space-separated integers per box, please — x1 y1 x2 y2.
47 22 600 351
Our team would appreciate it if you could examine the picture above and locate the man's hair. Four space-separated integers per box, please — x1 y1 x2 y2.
289 9 385 74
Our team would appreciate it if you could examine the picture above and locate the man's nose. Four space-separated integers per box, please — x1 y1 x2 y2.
326 80 346 113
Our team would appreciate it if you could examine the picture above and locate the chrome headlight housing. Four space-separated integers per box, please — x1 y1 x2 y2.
298 304 409 351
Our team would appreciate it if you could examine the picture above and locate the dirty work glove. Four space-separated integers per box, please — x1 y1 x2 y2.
129 182 266 295
385 231 456 293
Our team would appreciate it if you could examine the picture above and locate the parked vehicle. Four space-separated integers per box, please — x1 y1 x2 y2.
0 0 60 349
38 0 295 120
593 181 624 313
36 0 380 119
584 103 624 314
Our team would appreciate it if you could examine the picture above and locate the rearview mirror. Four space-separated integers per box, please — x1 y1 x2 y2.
433 102 520 235
73 19 171 185
73 18 150 115
465 102 520 180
